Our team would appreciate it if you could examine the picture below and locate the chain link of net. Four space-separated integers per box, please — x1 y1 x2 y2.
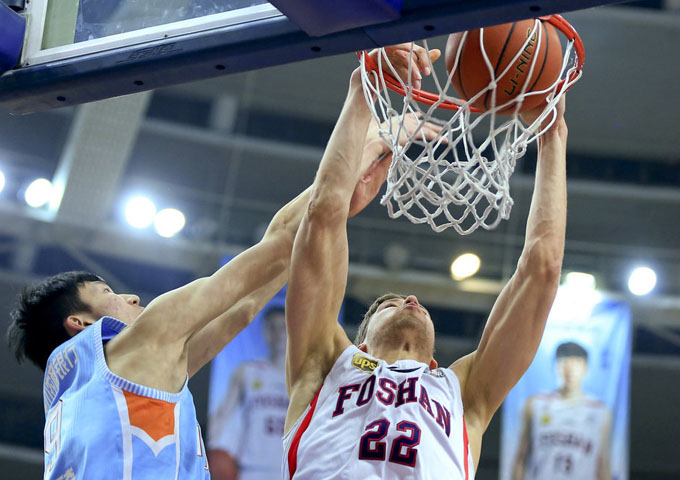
360 20 580 234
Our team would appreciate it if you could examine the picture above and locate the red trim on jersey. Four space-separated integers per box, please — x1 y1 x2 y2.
463 417 470 480
287 387 322 478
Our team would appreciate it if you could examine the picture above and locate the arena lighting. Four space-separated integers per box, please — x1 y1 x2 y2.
0 169 5 193
124 196 156 229
628 266 657 296
564 271 596 290
154 208 186 238
24 178 53 208
450 253 481 280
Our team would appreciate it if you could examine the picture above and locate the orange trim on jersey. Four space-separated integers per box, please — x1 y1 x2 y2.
122 390 175 442
463 417 469 480
287 387 322 478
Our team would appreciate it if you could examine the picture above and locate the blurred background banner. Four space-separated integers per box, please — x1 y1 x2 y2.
207 254 344 479
500 288 632 480
208 255 286 417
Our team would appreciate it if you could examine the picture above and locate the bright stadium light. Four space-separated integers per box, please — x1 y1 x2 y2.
628 266 657 296
450 253 481 280
124 196 156 229
564 271 596 291
0 170 5 193
154 208 186 238
24 178 53 208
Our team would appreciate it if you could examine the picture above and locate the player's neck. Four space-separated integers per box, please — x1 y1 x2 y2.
557 386 585 399
369 343 431 366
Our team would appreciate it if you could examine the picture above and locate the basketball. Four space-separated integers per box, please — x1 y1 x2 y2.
445 19 563 113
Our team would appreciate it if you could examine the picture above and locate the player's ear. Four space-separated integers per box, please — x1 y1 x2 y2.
358 343 369 353
429 358 438 370
64 315 93 335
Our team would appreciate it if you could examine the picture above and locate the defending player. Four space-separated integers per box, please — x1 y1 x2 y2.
282 48 568 477
512 341 612 480
5 111 399 479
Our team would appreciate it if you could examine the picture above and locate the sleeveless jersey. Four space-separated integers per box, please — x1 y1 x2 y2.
211 361 288 480
42 316 210 480
282 345 474 479
524 393 609 480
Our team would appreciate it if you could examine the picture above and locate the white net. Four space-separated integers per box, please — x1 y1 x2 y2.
359 17 583 234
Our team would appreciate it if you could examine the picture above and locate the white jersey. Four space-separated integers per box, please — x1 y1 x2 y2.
213 360 289 480
524 393 609 480
283 345 474 479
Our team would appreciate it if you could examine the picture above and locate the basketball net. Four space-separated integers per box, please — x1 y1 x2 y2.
359 15 584 234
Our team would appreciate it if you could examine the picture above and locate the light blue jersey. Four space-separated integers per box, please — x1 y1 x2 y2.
43 316 211 480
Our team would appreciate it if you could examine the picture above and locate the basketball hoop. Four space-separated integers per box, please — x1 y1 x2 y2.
358 15 584 234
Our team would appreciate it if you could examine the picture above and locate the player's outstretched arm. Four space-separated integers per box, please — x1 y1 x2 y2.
284 69 374 430
452 98 568 446
105 188 310 390
284 48 440 431
184 188 310 377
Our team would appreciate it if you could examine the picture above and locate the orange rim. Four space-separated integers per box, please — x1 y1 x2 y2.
358 14 585 112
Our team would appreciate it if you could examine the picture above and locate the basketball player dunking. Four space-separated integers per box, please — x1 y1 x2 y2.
5 85 411 478
282 47 569 478
512 342 612 480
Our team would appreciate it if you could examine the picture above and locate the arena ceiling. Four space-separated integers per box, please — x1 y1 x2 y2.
0 4 678 325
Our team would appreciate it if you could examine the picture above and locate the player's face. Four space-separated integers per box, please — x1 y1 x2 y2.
264 311 286 350
556 356 588 389
364 294 435 356
77 281 145 326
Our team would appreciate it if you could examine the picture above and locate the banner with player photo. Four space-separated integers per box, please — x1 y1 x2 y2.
207 255 344 479
207 255 290 480
499 289 631 480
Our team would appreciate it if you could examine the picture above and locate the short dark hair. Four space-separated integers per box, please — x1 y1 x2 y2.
354 293 406 345
555 341 588 361
7 271 104 371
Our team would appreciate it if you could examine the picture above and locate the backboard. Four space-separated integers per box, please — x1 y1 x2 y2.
0 0 621 114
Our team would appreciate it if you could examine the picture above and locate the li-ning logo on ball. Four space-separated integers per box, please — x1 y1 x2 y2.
502 28 538 96
352 353 378 373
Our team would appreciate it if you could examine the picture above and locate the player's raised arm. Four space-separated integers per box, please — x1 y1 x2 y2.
452 98 568 445
284 47 441 431
104 187 309 387
284 69 375 427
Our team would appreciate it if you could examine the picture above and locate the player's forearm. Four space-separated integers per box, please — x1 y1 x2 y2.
185 188 312 374
262 187 312 243
186 275 287 376
309 72 373 215
519 121 567 277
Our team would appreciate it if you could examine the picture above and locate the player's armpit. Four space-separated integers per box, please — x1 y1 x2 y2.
462 265 561 431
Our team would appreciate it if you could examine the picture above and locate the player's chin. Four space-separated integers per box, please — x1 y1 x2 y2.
390 314 430 335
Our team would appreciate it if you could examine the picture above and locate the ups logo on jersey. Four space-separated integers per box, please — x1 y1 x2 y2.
351 353 378 373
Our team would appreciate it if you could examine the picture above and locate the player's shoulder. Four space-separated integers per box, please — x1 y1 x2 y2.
529 392 560 402
581 394 609 410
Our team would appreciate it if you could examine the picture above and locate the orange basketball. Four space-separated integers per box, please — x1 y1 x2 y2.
445 19 562 114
